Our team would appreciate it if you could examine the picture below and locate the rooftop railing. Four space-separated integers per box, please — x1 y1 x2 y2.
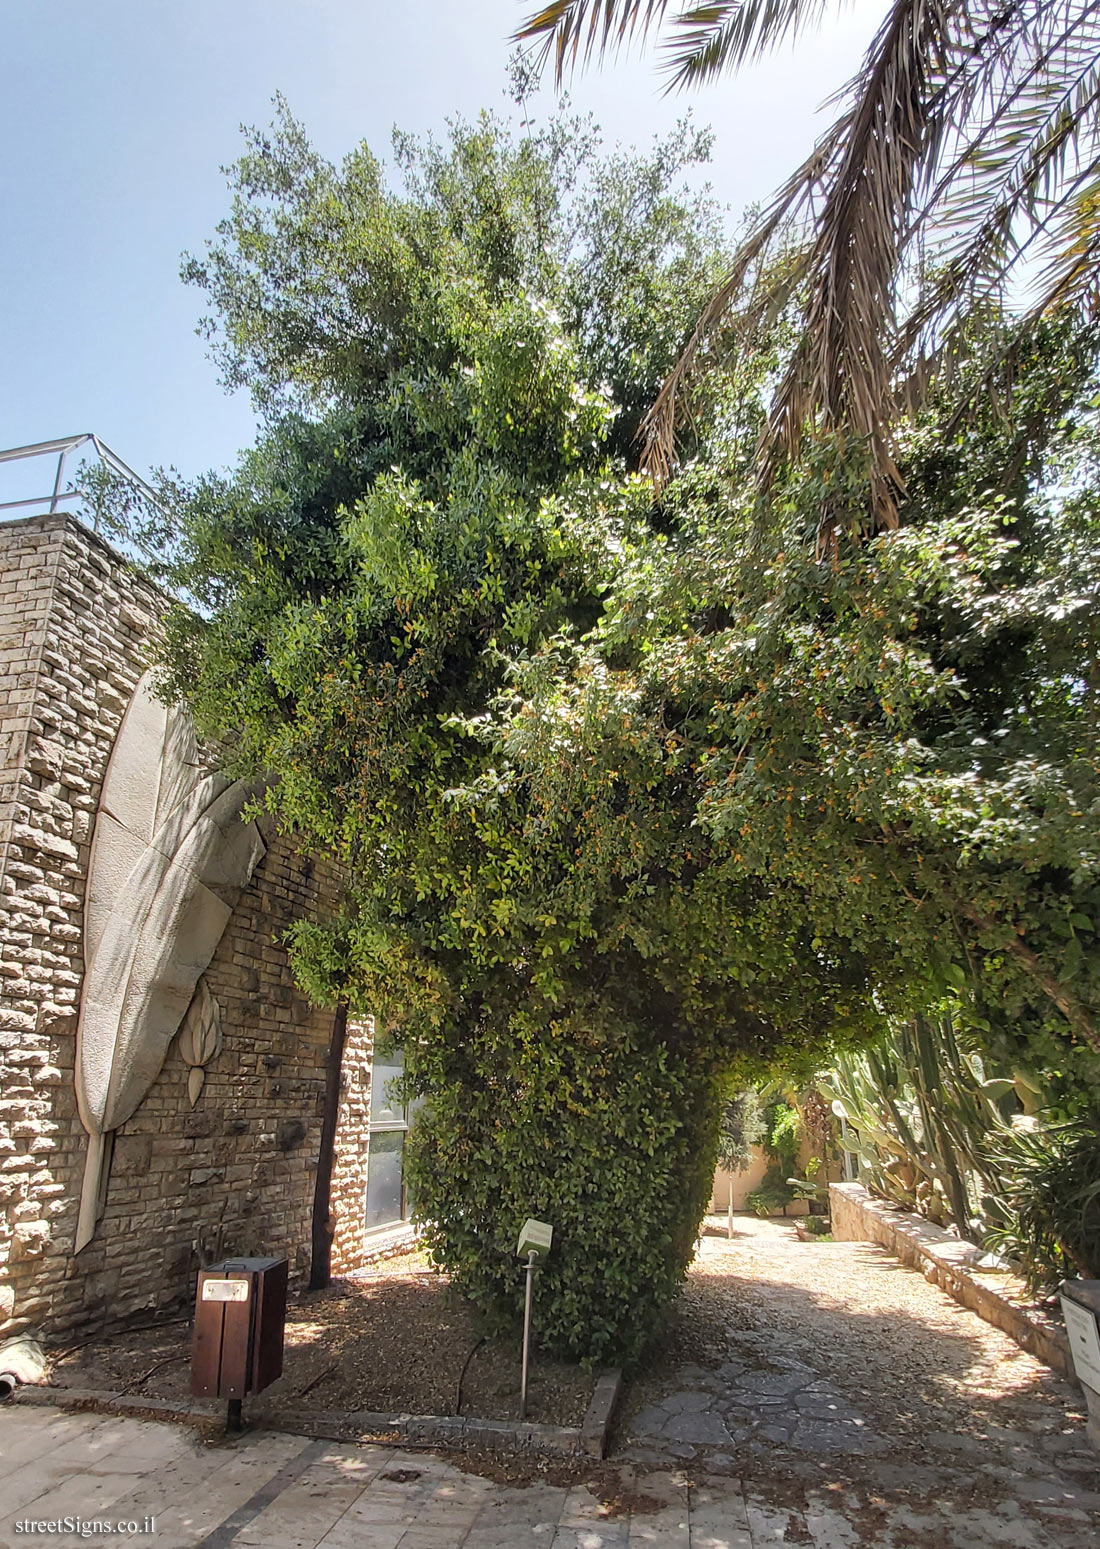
0 434 162 531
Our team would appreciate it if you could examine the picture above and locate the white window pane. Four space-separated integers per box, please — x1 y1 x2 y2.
371 1055 405 1126
365 1130 405 1229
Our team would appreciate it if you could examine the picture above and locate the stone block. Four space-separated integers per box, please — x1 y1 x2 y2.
113 1134 154 1174
10 1220 51 1260
12 824 78 864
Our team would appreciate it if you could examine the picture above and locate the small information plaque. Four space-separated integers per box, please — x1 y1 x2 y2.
517 1218 553 1260
1060 1294 1100 1392
202 1277 249 1304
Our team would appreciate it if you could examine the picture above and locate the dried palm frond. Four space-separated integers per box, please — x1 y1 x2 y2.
646 0 962 539
517 0 673 82
896 4 1100 402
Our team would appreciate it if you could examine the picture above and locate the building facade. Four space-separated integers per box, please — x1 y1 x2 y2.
0 511 399 1341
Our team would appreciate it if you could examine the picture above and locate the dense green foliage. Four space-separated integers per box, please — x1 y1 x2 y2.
820 1013 1019 1233
820 1013 1100 1283
161 90 1100 1353
161 104 857 1364
495 317 1100 1084
830 1016 1016 1233
745 1098 801 1217
985 1122 1100 1290
715 1089 764 1176
407 1001 721 1360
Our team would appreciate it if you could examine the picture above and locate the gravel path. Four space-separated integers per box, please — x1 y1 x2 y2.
615 1214 1100 1545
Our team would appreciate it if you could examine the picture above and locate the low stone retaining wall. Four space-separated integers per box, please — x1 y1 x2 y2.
829 1182 1075 1383
12 1368 622 1460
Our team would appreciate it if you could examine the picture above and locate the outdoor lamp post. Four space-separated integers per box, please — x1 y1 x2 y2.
516 1218 553 1421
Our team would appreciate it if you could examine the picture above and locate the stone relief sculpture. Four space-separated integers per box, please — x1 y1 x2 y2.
178 981 224 1107
74 669 266 1252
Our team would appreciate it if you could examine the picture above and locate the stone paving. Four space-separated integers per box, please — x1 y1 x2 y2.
1 1398 1096 1548
626 1352 879 1459
2 1217 1099 1546
615 1215 1100 1544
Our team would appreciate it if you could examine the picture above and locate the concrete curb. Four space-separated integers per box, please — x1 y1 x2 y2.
11 1366 623 1459
579 1368 622 1458
829 1182 1075 1383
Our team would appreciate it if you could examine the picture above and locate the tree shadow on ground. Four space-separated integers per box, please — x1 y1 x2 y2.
48 1258 593 1427
621 1231 1092 1484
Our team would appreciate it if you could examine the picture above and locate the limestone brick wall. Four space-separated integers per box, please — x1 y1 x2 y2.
330 1017 375 1276
0 512 373 1339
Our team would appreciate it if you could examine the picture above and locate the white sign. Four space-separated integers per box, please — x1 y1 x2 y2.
202 1277 249 1303
1060 1295 1100 1392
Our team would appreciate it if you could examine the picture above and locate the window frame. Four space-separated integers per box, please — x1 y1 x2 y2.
364 1046 415 1235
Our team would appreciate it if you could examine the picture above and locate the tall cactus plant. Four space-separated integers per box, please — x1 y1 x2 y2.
820 1013 1017 1239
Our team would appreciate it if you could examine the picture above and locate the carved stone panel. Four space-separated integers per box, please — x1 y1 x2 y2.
74 669 266 1252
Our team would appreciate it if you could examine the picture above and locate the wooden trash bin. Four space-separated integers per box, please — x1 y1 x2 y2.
191 1256 288 1423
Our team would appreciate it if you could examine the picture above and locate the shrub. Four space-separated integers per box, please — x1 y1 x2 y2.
744 1098 803 1216
404 1005 721 1368
764 1099 801 1172
984 1121 1100 1292
746 1176 794 1217
716 1089 766 1175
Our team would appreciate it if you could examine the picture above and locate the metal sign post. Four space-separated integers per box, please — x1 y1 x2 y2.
516 1218 553 1422
520 1249 539 1421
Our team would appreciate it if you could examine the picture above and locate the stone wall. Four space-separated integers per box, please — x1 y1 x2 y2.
0 512 378 1339
829 1182 1075 1381
330 1018 374 1276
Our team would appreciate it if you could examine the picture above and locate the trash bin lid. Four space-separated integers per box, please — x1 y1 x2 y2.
1062 1279 1100 1317
206 1257 287 1274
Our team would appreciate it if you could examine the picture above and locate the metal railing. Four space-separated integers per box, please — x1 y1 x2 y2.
0 434 161 531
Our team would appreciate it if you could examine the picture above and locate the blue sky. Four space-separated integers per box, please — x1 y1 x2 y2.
2 1 882 497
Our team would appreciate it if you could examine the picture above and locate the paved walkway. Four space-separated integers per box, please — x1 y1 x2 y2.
618 1215 1100 1544
0 1406 739 1548
1 1217 1098 1546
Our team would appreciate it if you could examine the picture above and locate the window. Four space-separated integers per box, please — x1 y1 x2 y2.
365 1046 417 1232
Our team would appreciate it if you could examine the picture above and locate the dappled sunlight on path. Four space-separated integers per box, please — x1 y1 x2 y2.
5 1222 1099 1549
615 1213 1099 1544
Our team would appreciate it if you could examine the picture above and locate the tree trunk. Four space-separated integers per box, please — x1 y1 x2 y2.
309 1002 349 1292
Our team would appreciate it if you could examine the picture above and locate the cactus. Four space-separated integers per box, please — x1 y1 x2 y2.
820 1012 1020 1240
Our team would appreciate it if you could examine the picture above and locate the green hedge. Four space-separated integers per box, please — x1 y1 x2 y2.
404 1005 721 1368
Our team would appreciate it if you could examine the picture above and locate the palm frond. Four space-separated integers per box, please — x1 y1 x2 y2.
768 0 967 534
895 6 1100 409
647 0 961 536
895 103 1100 416
515 0 831 87
661 2 834 91
519 0 1100 542
1028 161 1100 316
515 1 672 83
641 123 842 480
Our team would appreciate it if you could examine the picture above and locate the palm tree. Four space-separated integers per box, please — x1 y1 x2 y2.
516 2 1100 542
